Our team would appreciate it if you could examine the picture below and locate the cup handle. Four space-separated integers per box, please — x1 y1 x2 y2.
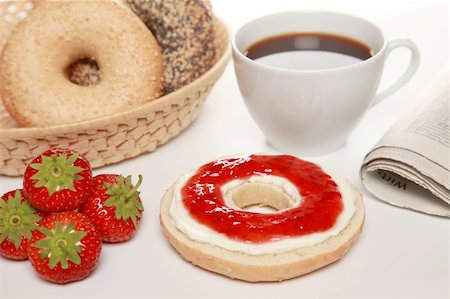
370 38 420 108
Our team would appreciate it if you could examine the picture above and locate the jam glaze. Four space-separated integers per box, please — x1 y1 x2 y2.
181 155 343 243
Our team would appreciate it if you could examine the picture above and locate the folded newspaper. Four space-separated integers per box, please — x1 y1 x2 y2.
361 71 449 217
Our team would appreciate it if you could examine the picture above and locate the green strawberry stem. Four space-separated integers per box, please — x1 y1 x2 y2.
30 153 84 195
50 166 62 178
104 175 144 228
34 222 87 270
10 215 20 225
0 190 42 249
125 175 143 199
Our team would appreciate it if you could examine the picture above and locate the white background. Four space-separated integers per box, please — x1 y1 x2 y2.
0 0 449 298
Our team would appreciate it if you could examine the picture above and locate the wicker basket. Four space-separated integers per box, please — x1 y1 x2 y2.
0 1 231 176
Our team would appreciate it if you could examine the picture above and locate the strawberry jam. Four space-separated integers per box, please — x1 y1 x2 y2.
182 155 343 243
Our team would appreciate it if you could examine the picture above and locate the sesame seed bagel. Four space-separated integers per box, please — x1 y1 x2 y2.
0 0 164 127
124 0 216 94
160 155 365 282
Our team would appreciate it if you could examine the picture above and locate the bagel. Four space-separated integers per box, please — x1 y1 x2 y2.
124 0 216 94
160 154 365 282
0 0 164 127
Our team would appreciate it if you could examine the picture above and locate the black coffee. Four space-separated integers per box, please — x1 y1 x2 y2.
245 32 373 61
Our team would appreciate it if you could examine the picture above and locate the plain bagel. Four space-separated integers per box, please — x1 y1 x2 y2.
160 154 365 282
0 0 164 127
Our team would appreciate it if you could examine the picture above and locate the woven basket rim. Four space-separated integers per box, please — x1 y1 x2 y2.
0 16 231 139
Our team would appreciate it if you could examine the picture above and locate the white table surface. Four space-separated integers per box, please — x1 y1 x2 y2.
1 0 449 298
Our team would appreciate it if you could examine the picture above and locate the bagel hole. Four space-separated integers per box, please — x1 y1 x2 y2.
65 57 101 87
228 182 294 214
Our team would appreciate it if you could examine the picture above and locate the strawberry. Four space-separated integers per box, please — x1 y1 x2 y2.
23 148 92 212
0 189 45 260
27 211 101 284
81 174 144 242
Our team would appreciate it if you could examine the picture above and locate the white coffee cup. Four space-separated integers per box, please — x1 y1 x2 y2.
232 11 420 156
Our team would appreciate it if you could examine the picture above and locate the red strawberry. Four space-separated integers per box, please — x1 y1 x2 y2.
23 148 92 212
27 211 101 284
0 189 45 260
81 174 143 242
